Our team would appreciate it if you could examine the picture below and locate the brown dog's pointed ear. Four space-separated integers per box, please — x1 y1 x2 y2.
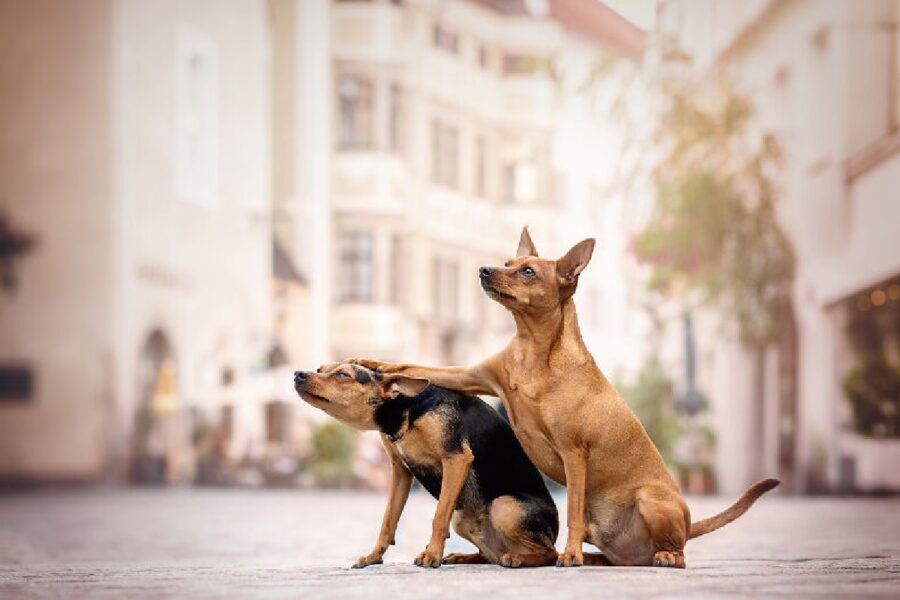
516 226 539 257
556 238 595 284
381 375 430 400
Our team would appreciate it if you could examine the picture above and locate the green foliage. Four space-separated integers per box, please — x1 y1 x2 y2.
618 357 683 464
632 84 795 349
842 284 900 438
309 421 358 488
843 358 900 438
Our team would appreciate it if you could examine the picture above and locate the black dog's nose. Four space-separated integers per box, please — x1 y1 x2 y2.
479 267 495 279
294 371 309 383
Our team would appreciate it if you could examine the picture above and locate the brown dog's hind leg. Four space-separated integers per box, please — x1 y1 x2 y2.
651 550 685 568
636 488 689 569
442 552 489 565
498 552 557 568
582 552 612 566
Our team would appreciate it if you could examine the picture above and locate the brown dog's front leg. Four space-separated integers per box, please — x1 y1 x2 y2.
558 448 588 567
414 447 474 568
352 442 413 569
352 358 498 397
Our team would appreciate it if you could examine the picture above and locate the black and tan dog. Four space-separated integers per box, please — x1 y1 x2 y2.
293 362 559 569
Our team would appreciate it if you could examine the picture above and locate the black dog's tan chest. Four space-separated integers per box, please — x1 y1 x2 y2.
390 414 447 499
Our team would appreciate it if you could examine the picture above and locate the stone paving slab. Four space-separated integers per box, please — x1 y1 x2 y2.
0 489 898 598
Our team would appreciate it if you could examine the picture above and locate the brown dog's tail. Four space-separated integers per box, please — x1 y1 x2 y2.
688 478 780 540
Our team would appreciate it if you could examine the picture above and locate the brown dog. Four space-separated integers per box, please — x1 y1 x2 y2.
355 226 779 568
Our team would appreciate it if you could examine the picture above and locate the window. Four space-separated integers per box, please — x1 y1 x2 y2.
337 231 374 303
474 135 487 197
0 366 33 403
477 45 490 69
389 84 405 154
220 405 234 439
433 24 459 54
773 65 791 90
432 120 460 188
337 75 374 150
389 234 403 306
502 54 542 76
503 158 538 204
432 258 459 322
551 169 565 206
175 28 218 206
265 401 292 444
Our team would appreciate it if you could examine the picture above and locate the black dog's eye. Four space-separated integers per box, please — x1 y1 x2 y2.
521 266 535 277
335 371 350 380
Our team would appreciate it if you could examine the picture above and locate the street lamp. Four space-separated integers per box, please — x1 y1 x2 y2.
676 311 709 416
0 213 35 293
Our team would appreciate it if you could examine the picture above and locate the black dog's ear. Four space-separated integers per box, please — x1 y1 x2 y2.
556 238 595 284
516 226 539 257
380 375 429 400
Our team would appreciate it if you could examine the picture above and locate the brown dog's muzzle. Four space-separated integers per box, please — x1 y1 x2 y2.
479 266 517 301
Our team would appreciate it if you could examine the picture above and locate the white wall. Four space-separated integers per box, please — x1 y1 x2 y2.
0 0 117 479
112 0 273 448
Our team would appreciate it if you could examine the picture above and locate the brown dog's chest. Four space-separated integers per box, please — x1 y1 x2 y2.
499 386 568 483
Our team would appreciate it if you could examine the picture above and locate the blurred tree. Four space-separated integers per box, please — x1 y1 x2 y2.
309 421 358 488
631 87 795 349
587 36 797 483
636 79 796 482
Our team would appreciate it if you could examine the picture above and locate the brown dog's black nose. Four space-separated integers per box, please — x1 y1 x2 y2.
294 371 309 384
479 267 495 279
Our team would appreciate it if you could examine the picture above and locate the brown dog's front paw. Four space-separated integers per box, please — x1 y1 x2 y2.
351 553 384 569
555 550 583 567
414 550 443 569
652 550 685 569
498 554 524 568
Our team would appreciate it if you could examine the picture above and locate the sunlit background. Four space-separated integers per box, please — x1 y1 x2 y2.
1 0 899 501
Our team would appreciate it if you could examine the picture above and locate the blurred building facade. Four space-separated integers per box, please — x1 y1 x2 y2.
1 0 650 484
271 0 647 374
659 0 900 493
0 0 273 481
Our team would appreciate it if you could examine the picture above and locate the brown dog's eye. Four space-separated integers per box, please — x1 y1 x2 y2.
504 261 510 267
335 371 350 380
521 266 535 277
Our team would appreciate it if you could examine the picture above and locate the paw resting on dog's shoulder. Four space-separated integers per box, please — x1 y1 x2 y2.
347 358 395 374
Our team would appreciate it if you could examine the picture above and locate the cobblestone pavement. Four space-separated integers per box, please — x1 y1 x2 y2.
0 488 898 598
